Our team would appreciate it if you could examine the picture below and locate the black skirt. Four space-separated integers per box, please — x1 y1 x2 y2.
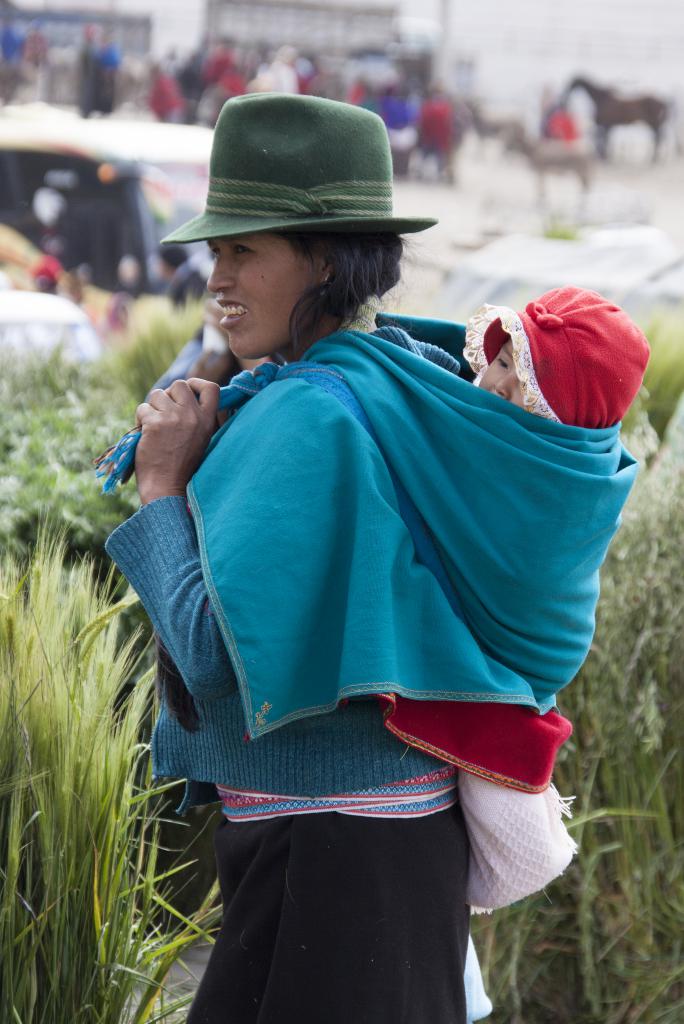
187 806 470 1024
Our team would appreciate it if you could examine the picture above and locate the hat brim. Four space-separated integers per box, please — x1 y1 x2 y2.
162 210 437 244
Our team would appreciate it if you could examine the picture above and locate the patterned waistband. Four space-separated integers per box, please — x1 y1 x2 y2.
216 766 458 822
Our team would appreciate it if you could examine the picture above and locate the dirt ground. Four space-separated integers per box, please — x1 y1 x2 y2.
391 133 684 314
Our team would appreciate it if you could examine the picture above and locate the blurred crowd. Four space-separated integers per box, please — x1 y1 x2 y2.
1 19 122 113
1 19 50 103
0 23 584 188
6 241 209 330
145 41 486 186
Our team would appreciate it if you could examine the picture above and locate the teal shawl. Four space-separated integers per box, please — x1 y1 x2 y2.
187 325 637 738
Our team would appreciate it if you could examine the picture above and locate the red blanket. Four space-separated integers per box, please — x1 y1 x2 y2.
380 695 572 793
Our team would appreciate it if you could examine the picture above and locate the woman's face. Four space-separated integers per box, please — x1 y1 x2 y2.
206 232 330 360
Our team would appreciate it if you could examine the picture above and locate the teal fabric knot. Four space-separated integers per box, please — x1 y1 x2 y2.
253 362 281 388
219 363 281 409
96 364 284 493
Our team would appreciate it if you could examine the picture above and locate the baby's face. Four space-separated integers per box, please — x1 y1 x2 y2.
479 338 525 410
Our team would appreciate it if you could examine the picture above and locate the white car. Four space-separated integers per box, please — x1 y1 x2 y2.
0 290 102 362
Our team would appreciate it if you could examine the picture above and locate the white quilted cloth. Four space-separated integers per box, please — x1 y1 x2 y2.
459 771 578 913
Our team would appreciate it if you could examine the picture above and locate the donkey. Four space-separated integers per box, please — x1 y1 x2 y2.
506 124 593 202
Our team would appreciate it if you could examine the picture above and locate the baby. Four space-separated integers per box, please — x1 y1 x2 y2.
453 287 650 910
464 285 650 428
384 287 650 910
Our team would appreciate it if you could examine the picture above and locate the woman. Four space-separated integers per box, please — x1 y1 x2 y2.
106 93 477 1023
104 88 642 1022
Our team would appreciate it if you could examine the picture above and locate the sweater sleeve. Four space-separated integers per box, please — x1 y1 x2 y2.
105 496 237 700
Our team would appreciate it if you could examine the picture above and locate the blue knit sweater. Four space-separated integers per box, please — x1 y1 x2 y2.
106 496 439 811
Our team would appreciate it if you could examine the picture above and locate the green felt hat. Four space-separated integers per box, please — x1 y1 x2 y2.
163 92 437 244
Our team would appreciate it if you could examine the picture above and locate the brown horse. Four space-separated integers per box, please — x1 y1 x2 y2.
565 76 670 161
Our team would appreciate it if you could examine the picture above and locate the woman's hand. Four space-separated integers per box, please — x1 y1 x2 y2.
134 378 220 505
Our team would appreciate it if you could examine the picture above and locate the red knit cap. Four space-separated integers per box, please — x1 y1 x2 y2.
478 286 650 428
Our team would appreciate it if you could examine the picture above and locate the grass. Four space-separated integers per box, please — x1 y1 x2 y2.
0 352 139 567
0 533 219 1023
0 298 198 566
640 309 684 438
543 221 580 241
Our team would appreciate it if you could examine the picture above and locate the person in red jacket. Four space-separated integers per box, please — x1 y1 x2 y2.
418 86 459 183
148 63 186 123
540 90 581 144
545 104 580 142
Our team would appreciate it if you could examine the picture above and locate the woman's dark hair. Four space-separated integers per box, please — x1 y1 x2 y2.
157 230 404 732
287 231 404 353
156 634 200 732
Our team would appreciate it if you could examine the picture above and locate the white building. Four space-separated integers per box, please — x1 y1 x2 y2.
205 0 397 56
437 0 684 108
